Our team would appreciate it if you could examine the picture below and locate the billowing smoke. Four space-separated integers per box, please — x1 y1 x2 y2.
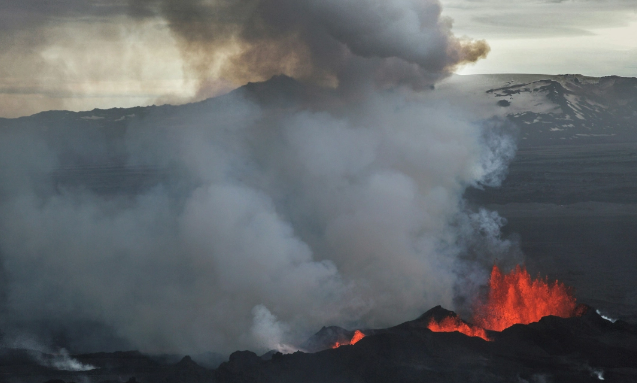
0 0 514 356
129 0 489 95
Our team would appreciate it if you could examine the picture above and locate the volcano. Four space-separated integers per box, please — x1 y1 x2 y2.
426 264 582 341
3 305 634 383
20 265 636 382
1 74 637 382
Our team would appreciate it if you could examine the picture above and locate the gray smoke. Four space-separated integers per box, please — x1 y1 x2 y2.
0 83 517 354
4 335 95 371
0 0 516 356
129 0 489 94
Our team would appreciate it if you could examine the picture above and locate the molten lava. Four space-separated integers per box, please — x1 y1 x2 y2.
427 316 490 341
350 330 365 345
332 330 366 348
474 265 577 331
427 264 578 339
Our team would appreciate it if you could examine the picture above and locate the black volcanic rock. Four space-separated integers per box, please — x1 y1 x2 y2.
239 75 309 108
210 307 637 383
300 325 356 352
391 305 480 334
14 306 636 382
163 355 213 383
259 350 279 361
0 73 635 382
402 305 458 326
300 324 379 353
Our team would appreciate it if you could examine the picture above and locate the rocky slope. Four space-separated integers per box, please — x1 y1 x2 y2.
3 306 634 383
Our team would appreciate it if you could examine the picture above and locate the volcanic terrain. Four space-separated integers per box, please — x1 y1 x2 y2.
1 74 636 382
1 304 635 383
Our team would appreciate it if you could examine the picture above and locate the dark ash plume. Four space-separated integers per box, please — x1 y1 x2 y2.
129 0 489 94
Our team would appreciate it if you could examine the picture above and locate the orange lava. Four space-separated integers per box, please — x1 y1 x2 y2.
474 265 577 331
427 316 490 341
350 330 365 345
332 330 366 348
427 264 578 339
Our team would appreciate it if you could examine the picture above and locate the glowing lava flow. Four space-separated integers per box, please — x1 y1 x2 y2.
332 330 366 349
427 316 490 341
427 265 578 339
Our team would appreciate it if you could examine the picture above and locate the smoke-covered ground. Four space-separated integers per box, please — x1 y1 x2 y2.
0 0 518 358
0 74 519 356
2 70 636 366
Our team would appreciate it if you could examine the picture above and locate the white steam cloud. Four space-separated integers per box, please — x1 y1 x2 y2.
251 305 297 353
0 0 515 356
0 84 517 354
596 310 617 323
5 336 95 371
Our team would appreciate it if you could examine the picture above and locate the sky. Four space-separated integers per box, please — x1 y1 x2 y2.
0 0 636 117
443 0 637 76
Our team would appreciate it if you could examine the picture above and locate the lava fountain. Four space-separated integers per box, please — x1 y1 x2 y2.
332 330 366 349
428 265 579 339
474 264 578 331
